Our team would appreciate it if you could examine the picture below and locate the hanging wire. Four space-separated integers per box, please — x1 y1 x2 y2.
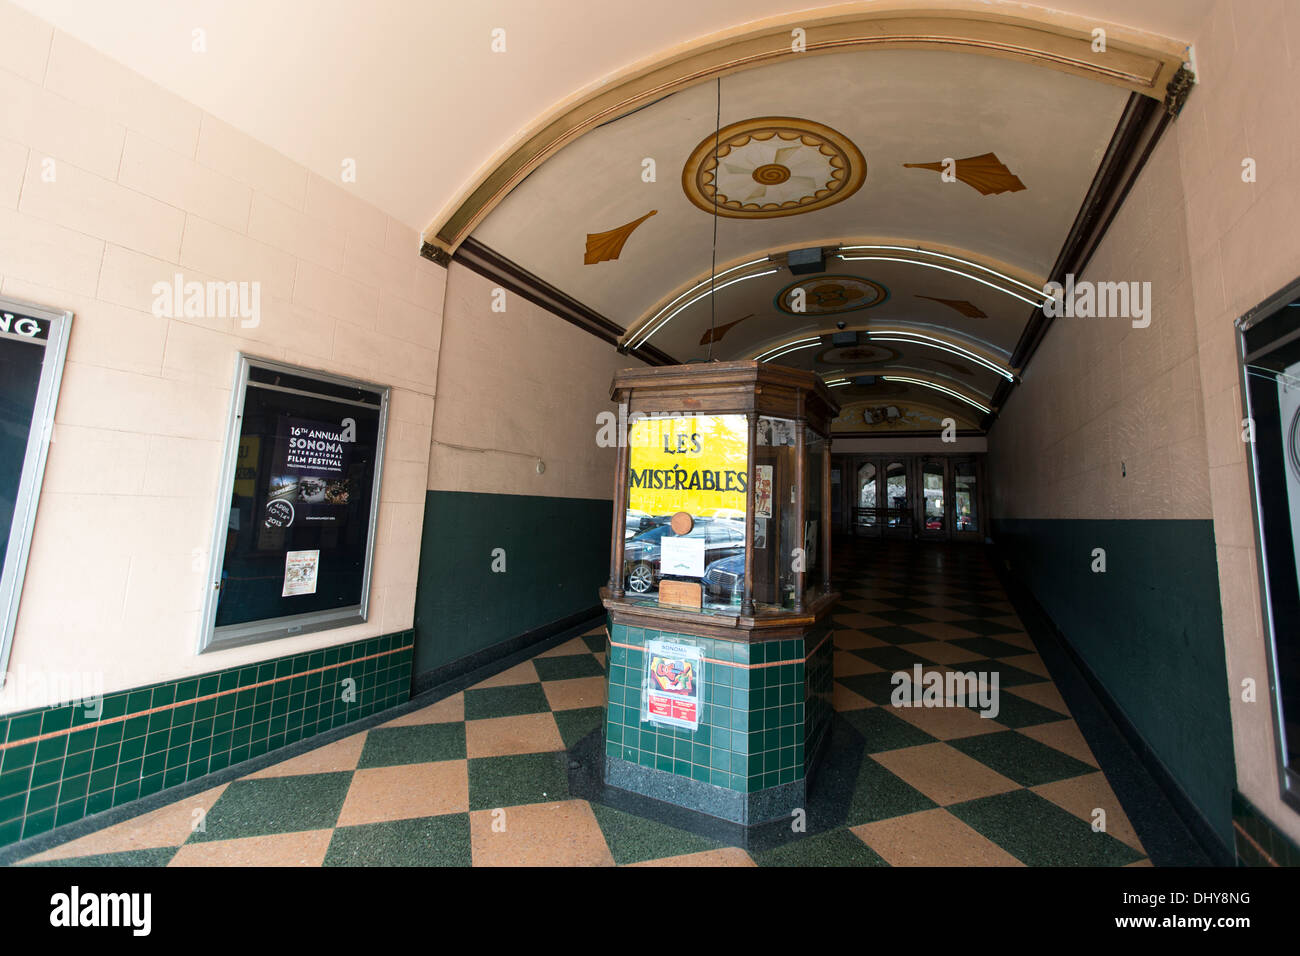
707 77 721 362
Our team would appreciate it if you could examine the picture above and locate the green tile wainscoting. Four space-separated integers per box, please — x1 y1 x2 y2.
1233 791 1300 866
412 490 613 685
0 631 413 848
992 518 1235 855
604 619 834 823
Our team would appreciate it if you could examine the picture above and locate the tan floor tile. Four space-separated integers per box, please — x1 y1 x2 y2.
1017 720 1099 767
336 760 469 826
543 676 608 711
834 651 884 676
246 734 367 779
1001 653 1050 679
537 637 594 658
840 599 897 614
833 612 896 629
470 800 614 866
904 621 980 642
1032 772 1145 854
19 784 229 862
471 660 539 689
908 607 969 622
851 808 1023 866
1008 681 1071 715
833 682 875 712
908 641 985 666
833 629 888 650
465 712 565 758
890 701 1007 740
382 693 464 726
992 630 1035 650
1126 858 1153 866
168 829 333 867
627 847 756 866
581 625 606 638
595 652 605 668
870 743 1020 806
988 614 1026 630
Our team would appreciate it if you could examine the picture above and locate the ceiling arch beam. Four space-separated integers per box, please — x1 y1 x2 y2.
747 325 1015 381
421 0 1189 262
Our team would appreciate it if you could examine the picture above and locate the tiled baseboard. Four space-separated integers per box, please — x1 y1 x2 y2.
1233 791 1300 866
0 631 413 847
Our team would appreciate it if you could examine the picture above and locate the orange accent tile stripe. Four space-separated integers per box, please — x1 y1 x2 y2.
1232 820 1280 867
609 632 831 669
0 643 413 751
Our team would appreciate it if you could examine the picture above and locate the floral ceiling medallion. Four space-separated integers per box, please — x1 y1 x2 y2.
682 117 866 219
776 275 888 316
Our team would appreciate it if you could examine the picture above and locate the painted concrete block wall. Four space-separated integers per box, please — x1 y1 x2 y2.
987 111 1236 848
1176 0 1300 846
0 5 445 714
414 262 643 678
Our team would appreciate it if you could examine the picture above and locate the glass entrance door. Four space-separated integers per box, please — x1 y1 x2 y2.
883 460 912 538
920 459 948 538
854 461 881 537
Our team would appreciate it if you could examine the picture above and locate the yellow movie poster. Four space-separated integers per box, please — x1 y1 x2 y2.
627 414 748 517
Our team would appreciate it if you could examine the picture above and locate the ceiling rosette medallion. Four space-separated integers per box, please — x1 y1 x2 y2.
682 117 866 219
775 275 888 315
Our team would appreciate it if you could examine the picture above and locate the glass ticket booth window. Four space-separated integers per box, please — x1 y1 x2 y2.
609 363 838 618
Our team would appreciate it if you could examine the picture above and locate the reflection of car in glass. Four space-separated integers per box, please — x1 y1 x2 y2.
703 553 744 602
925 516 943 531
623 521 746 594
624 510 667 538
956 515 973 531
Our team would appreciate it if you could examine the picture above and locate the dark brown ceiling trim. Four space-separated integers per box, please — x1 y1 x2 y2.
443 237 678 367
985 75 1188 427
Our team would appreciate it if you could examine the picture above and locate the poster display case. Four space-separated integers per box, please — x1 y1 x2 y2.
601 361 840 825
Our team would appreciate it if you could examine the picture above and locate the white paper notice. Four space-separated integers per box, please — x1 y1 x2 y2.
282 549 320 596
660 535 706 578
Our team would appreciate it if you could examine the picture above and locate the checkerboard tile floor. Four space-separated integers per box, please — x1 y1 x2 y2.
14 541 1150 867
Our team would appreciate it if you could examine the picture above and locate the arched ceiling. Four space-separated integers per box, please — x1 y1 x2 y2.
11 0 1205 429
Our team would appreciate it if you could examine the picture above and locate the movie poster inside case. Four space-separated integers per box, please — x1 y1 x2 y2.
642 639 704 731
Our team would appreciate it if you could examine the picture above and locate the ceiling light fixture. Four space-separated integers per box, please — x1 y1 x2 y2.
631 266 777 349
761 340 822 363
756 336 821 362
836 248 1048 309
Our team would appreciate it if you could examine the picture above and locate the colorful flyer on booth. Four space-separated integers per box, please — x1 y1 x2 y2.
643 639 703 730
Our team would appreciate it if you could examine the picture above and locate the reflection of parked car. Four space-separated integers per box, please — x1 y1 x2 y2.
925 516 943 531
956 515 974 532
703 553 744 601
625 510 668 538
623 521 745 594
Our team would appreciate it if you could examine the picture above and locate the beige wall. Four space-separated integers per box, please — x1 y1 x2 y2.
427 261 641 501
1179 0 1300 844
987 126 1209 522
0 13 445 713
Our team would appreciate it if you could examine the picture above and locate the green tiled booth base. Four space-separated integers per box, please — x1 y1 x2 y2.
1233 791 1300 867
0 631 413 848
604 618 833 823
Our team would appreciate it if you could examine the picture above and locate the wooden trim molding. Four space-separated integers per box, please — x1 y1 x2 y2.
421 1 1189 258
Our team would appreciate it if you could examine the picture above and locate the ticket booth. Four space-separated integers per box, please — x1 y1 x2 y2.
601 361 840 824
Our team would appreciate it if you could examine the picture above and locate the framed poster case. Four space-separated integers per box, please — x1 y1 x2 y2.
199 355 389 653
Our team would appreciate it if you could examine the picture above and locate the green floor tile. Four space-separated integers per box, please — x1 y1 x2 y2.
948 636 1035 659
851 645 933 672
553 706 605 750
19 847 178 867
324 813 471 866
582 633 606 654
189 772 353 842
863 626 933 646
946 731 1096 787
947 789 1144 866
756 828 888 867
843 754 937 826
841 707 937 753
467 751 570 810
972 692 1069 729
532 655 604 681
947 617 1018 636
836 671 916 705
357 724 467 768
463 683 551 720
589 803 721 865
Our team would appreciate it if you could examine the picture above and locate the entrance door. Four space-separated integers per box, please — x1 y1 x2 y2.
882 460 912 538
952 459 981 540
919 458 948 539
854 460 881 537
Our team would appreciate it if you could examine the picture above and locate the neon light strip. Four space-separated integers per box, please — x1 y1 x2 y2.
838 244 1046 299
837 254 1050 310
630 261 775 349
755 336 820 362
869 333 1014 381
762 340 822 363
881 375 991 415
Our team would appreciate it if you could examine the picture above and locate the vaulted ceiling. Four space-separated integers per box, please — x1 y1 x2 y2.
14 0 1204 431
